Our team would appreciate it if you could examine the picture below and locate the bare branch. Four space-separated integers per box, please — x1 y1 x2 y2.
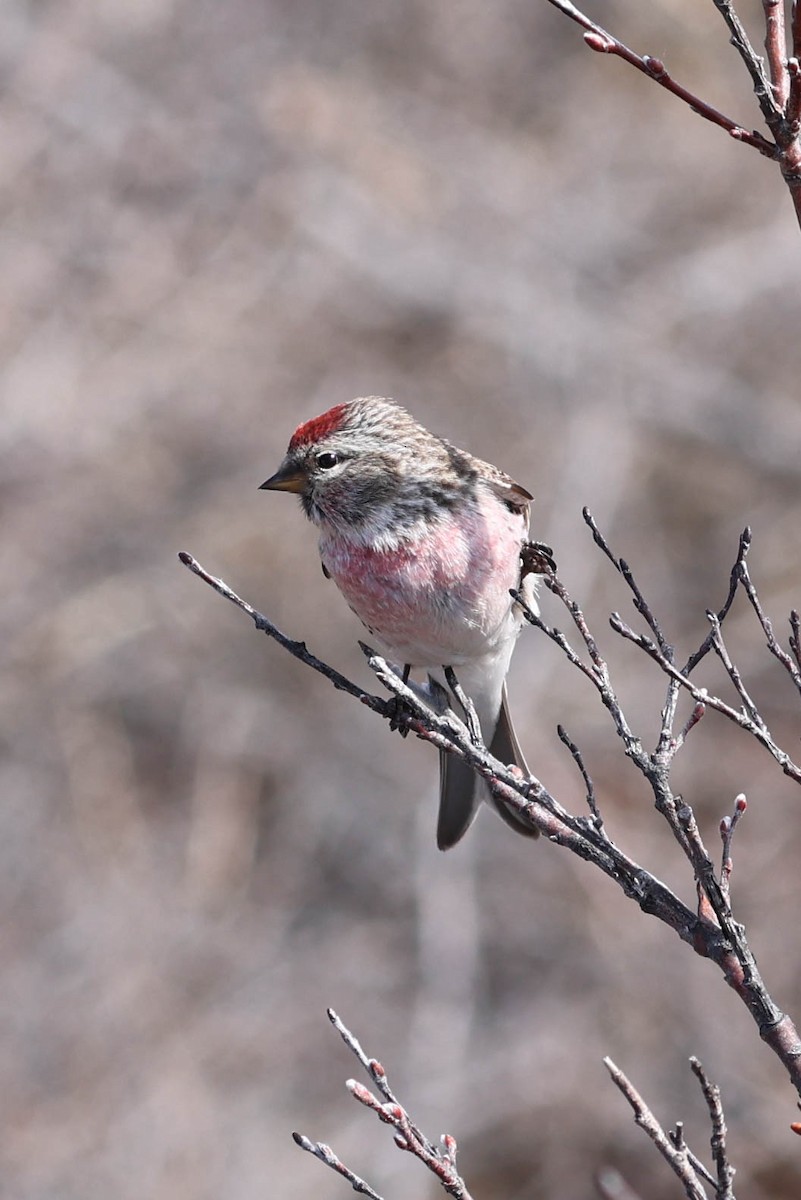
543 0 777 155
763 0 790 108
179 537 801 1095
604 1058 709 1200
669 1121 717 1189
610 611 801 785
294 1011 476 1199
738 561 801 697
674 701 707 754
705 612 764 726
583 506 627 571
789 55 801 131
690 1057 737 1200
683 528 751 676
620 557 674 657
790 8 801 127
791 609 801 674
177 552 392 718
557 723 609 839
292 1133 385 1199
719 794 748 905
518 575 645 762
710 0 783 124
545 1 801 228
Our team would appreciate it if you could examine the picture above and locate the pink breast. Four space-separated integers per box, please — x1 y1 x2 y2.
319 496 525 662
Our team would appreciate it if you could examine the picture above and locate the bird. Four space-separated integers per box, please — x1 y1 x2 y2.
260 396 541 849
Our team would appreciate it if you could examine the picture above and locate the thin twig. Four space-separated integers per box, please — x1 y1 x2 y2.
690 1057 737 1200
543 0 777 154
719 794 748 906
705 612 764 726
619 557 674 657
789 55 801 131
710 0 783 125
683 529 751 676
583 506 625 571
791 609 801 673
291 1133 385 1199
610 611 801 785
789 7 801 127
673 701 707 754
763 0 790 108
558 723 609 838
299 1011 476 1199
518 576 645 763
604 1059 709 1200
738 561 801 697
177 553 393 718
669 1121 717 1188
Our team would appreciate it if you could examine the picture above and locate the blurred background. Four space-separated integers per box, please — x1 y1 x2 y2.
2 1 801 1196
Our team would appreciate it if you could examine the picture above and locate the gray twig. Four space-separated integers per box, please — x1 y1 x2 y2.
558 723 609 838
711 0 783 124
604 1058 709 1200
690 1057 737 1200
294 1011 475 1199
291 1133 385 1199
705 611 764 726
610 610 801 785
739 560 801 697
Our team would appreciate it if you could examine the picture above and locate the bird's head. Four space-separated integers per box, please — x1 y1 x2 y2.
260 397 472 541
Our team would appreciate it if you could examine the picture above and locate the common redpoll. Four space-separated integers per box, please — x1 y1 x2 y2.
261 397 540 849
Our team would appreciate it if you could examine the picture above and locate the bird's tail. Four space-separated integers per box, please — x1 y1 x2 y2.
436 682 539 850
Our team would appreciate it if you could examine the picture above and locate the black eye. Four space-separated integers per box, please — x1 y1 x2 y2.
315 451 339 470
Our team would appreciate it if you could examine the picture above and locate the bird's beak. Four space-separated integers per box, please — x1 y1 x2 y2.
259 462 307 494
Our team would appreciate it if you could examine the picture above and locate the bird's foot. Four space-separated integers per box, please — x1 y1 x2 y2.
521 539 557 578
386 664 413 737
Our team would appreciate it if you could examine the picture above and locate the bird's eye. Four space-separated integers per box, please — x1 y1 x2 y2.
315 451 340 470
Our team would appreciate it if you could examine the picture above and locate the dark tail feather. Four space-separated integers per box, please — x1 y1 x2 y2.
436 750 482 850
436 683 538 849
488 684 539 839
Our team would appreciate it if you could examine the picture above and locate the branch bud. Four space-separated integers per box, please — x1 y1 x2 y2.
441 1133 458 1157
584 31 614 53
643 56 667 80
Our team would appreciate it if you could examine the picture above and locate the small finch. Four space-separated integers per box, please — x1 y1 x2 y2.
261 396 540 849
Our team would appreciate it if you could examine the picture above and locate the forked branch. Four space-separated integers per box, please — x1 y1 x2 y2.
544 0 801 229
179 515 801 1095
605 1055 738 1200
294 1010 475 1199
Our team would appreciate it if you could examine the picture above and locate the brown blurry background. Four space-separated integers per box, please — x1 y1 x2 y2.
2 1 801 1197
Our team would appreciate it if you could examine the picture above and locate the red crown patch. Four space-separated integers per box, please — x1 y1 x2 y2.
288 403 350 451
